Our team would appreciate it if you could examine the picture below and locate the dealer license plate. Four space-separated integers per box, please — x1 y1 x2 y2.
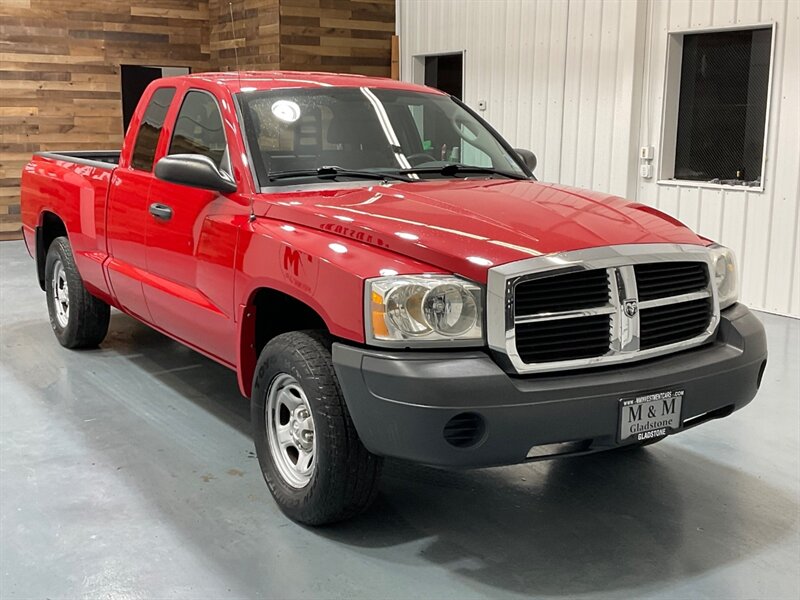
619 390 683 442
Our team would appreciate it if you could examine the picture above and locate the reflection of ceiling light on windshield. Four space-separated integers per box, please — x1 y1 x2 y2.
329 243 347 254
395 232 419 241
272 100 301 123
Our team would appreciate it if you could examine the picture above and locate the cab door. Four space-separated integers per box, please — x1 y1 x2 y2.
106 86 176 322
143 89 241 364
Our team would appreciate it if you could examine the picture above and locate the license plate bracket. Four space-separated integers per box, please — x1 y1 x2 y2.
619 390 684 443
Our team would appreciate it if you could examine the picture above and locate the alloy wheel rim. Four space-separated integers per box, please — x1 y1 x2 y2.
266 373 316 488
52 259 69 328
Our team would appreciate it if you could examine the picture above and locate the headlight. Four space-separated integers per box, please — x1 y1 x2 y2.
709 244 738 309
366 275 483 346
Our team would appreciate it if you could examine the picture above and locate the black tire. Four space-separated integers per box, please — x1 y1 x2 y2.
44 236 110 349
252 330 382 525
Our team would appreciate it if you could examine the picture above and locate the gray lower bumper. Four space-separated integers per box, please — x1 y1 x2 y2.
332 304 768 467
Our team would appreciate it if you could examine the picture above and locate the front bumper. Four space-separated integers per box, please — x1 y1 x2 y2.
332 304 767 467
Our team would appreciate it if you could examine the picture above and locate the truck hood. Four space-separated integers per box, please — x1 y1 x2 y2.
259 179 706 283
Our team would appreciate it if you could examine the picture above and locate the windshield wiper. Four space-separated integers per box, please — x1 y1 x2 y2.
399 163 527 180
268 166 412 183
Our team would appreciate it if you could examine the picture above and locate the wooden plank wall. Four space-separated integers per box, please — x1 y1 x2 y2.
209 0 279 70
0 0 395 240
280 0 395 76
0 0 210 240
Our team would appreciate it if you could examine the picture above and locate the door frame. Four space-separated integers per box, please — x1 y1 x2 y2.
410 50 466 99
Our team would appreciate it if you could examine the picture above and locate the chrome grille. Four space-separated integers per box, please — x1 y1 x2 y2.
515 314 612 363
640 297 713 349
515 269 610 315
513 269 612 363
635 262 709 300
486 244 721 374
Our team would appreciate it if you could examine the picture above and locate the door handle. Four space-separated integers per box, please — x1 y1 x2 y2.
149 203 173 220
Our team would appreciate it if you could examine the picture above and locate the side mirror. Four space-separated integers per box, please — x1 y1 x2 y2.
155 154 237 194
514 148 537 173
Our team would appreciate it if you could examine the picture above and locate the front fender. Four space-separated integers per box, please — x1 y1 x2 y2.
233 218 442 395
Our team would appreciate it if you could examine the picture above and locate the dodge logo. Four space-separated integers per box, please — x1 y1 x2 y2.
623 299 638 318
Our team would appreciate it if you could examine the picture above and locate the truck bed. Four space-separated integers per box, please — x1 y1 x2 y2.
35 150 120 169
21 150 121 301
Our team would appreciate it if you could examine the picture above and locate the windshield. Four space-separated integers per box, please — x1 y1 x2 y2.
236 87 528 186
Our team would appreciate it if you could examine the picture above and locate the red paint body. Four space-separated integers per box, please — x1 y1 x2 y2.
20 72 708 396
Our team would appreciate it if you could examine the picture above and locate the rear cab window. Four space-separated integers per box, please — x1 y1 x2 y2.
131 87 176 172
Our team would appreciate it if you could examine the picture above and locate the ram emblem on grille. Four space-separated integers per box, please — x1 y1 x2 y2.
623 299 638 318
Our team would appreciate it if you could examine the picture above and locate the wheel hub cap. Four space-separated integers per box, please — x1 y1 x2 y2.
290 407 314 452
265 374 316 489
51 259 70 328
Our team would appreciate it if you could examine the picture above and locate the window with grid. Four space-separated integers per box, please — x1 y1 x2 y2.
665 27 772 188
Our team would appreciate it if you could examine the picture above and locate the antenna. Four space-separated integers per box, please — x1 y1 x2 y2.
228 2 255 222
228 2 240 74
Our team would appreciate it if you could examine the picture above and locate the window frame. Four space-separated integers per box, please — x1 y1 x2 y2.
168 88 233 177
657 22 777 194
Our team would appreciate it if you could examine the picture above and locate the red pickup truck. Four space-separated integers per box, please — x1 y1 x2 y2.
21 71 767 525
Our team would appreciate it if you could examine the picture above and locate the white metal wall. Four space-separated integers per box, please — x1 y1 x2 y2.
400 0 567 183
398 0 800 316
399 0 644 196
637 0 799 316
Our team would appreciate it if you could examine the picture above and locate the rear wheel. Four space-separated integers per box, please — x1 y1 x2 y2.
44 237 110 349
252 330 382 525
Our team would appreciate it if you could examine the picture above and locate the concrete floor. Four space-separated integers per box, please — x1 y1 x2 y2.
1 240 798 600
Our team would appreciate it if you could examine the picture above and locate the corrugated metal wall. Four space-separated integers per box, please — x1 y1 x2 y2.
560 0 646 199
400 0 565 183
637 0 799 316
398 0 799 316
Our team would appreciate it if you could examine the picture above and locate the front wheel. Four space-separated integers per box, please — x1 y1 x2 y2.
252 331 382 525
44 236 110 349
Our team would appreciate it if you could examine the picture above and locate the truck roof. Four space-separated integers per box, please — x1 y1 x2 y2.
168 71 445 95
